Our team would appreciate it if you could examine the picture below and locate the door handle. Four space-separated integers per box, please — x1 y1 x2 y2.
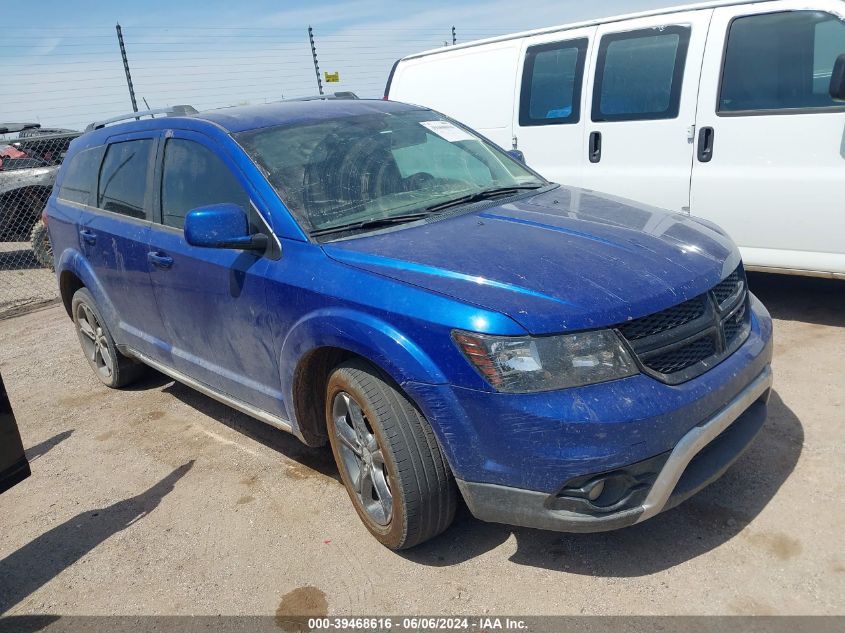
589 131 602 163
147 252 174 269
697 126 715 162
79 228 96 245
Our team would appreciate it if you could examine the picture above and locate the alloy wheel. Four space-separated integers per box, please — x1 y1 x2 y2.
75 302 114 381
331 391 393 525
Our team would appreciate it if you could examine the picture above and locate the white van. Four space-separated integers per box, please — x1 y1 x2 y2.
386 0 845 279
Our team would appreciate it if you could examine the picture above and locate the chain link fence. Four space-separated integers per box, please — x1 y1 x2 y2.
0 128 79 318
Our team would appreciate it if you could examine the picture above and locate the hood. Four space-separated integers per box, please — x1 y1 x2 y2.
322 187 740 334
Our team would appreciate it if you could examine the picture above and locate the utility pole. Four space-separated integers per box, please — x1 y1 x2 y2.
308 26 324 96
115 23 138 115
452 26 457 45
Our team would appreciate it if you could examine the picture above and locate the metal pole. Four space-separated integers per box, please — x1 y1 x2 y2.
308 26 324 96
452 26 456 45
115 23 139 114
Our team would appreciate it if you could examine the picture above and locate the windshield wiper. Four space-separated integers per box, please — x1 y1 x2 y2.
310 211 434 237
310 184 547 238
423 184 545 214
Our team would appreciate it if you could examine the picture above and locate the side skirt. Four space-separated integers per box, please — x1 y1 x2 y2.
121 347 294 435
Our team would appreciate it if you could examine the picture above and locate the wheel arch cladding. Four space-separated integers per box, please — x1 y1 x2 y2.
59 269 83 317
56 250 118 328
281 309 448 447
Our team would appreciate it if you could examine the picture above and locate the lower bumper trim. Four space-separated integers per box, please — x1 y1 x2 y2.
456 478 644 533
456 365 773 533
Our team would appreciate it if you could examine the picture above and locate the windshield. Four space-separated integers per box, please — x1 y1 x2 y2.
235 109 546 236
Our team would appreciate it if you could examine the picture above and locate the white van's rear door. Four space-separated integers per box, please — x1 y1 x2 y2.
691 0 845 275
581 9 713 213
511 26 596 188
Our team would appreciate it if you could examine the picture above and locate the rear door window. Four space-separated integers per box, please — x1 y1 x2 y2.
58 146 105 206
97 139 153 219
519 39 587 126
719 11 845 113
160 138 253 231
592 26 691 121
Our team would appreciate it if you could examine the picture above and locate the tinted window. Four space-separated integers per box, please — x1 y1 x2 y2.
720 11 845 112
58 146 104 205
519 39 587 126
161 139 251 230
97 139 153 219
593 26 690 121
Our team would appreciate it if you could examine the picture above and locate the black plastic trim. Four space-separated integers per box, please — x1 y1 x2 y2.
665 397 768 510
697 126 714 162
614 265 750 385
588 131 602 162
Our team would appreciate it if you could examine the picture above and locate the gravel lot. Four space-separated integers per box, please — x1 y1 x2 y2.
0 272 842 617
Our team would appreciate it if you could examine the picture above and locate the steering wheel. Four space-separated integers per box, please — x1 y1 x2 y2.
405 172 436 190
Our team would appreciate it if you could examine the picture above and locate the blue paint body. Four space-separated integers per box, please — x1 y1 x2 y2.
47 100 773 494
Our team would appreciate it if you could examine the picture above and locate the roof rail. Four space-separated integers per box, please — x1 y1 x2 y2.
85 105 198 132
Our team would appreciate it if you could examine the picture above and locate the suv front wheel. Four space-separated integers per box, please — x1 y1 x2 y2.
325 359 456 549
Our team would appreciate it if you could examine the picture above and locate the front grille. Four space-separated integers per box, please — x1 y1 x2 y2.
641 336 717 375
712 269 744 307
618 295 707 341
615 265 750 384
723 301 748 346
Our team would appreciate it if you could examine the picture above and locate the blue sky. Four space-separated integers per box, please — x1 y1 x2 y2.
2 0 704 130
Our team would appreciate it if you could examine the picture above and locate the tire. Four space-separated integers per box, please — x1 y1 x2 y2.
325 359 457 549
30 219 53 269
71 288 146 388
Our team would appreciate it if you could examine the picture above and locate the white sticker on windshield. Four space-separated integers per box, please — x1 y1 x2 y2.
419 120 475 143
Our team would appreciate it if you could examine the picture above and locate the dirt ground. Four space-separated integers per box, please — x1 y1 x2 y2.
0 272 842 617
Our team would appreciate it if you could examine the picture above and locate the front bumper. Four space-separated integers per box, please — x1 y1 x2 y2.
455 365 772 532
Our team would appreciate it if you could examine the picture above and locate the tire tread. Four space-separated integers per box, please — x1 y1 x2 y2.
330 359 456 549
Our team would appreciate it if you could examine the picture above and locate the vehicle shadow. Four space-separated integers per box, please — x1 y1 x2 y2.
160 379 340 483
0 461 193 615
404 390 802 575
747 272 844 327
24 429 73 463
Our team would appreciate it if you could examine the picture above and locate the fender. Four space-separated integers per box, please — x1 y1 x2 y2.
279 307 449 416
55 248 120 337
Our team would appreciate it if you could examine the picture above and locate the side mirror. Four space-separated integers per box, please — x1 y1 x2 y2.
184 203 268 251
830 53 845 101
506 149 526 163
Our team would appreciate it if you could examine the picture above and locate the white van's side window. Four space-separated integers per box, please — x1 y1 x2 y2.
719 11 845 114
592 26 691 122
519 39 587 127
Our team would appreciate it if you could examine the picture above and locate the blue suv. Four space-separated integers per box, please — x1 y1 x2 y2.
47 100 773 549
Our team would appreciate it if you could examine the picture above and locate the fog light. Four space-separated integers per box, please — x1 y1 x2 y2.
586 479 605 501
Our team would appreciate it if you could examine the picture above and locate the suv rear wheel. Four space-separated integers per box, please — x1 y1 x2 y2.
71 288 145 388
325 359 456 549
